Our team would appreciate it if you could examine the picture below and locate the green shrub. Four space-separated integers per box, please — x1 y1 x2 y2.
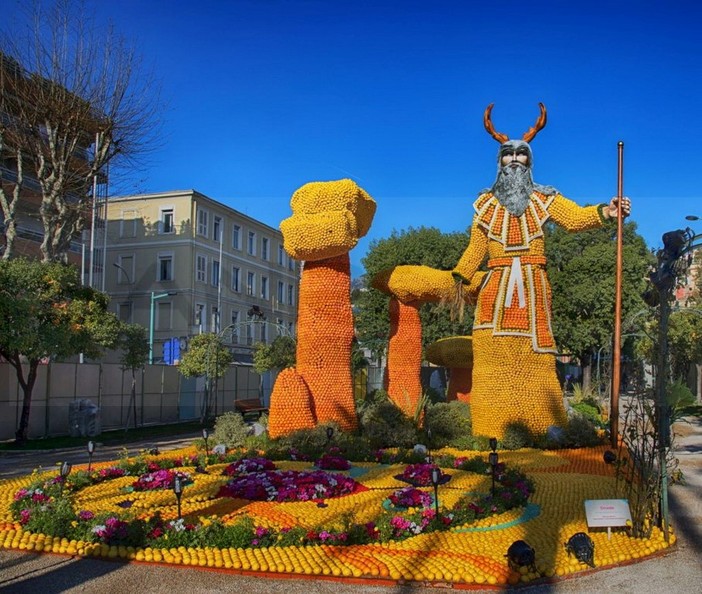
212 411 250 448
501 422 535 450
571 401 601 421
275 423 340 460
561 415 603 448
424 401 472 448
359 397 419 449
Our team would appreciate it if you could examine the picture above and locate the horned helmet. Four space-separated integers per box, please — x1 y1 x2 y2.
483 103 547 167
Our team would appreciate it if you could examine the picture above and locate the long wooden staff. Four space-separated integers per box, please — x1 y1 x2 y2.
610 141 624 447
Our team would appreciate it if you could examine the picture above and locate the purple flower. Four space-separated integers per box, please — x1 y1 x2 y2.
315 454 351 471
217 469 358 502
223 458 276 476
13 488 29 501
19 509 31 525
389 487 432 509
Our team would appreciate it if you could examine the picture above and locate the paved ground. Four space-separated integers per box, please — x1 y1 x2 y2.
1 419 701 593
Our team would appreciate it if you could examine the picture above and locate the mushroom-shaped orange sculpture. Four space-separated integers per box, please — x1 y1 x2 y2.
371 265 476 418
268 179 376 439
425 336 473 403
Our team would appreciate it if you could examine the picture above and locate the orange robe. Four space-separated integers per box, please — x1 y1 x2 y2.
454 191 604 438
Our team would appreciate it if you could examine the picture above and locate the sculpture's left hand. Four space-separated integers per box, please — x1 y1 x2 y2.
604 196 631 219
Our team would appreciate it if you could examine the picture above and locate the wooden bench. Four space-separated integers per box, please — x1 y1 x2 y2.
234 398 268 420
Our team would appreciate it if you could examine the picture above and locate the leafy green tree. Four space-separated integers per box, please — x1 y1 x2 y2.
355 227 473 359
636 308 702 387
0 0 161 261
119 324 149 430
253 335 296 373
178 333 233 421
545 219 654 389
0 258 122 442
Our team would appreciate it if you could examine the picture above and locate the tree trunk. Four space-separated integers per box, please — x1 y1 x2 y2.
581 353 592 393
131 370 138 429
14 358 39 443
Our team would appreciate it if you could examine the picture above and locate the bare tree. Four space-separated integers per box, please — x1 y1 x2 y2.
0 0 161 261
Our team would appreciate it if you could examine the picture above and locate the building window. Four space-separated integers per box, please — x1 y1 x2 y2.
288 257 295 271
195 303 205 332
277 280 285 304
287 284 294 306
213 215 222 242
197 208 209 237
276 318 284 336
288 321 294 336
211 306 220 332
116 255 134 284
261 276 269 299
212 260 220 287
196 254 207 283
120 209 137 238
247 231 256 256
160 208 174 234
156 301 172 331
231 266 240 292
118 302 132 323
260 323 268 344
230 311 239 344
278 244 285 266
247 272 256 296
232 224 241 250
158 253 173 282
246 324 253 346
261 237 269 261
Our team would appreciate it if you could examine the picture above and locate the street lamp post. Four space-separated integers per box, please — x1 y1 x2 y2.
649 219 702 542
149 291 177 365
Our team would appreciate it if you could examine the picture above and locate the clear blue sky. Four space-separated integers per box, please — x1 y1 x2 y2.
8 0 702 276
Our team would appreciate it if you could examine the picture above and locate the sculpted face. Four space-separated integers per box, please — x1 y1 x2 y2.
500 145 530 168
491 140 535 217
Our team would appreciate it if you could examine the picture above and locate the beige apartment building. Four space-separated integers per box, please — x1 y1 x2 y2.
104 190 299 364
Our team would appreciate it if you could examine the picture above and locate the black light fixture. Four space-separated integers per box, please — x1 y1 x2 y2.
59 461 72 497
565 532 595 567
489 437 498 452
488 451 499 497
430 466 441 518
326 426 334 445
426 427 433 463
603 450 617 465
87 440 95 472
662 229 691 260
173 475 183 520
506 540 536 572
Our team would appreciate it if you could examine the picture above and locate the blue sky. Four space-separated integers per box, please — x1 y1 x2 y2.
8 0 702 276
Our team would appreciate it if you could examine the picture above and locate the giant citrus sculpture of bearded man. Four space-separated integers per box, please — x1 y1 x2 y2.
452 104 630 439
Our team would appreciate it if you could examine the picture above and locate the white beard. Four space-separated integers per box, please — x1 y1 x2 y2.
491 164 534 216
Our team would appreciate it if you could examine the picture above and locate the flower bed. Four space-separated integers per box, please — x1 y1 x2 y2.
0 445 677 586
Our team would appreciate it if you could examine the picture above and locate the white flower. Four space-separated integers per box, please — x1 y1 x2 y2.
168 518 186 532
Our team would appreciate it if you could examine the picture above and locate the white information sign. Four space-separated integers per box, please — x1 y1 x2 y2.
584 499 632 528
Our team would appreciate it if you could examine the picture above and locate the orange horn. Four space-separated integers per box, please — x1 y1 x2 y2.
483 104 509 144
522 103 547 143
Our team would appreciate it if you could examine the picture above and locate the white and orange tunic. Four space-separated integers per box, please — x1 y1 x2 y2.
455 191 605 352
